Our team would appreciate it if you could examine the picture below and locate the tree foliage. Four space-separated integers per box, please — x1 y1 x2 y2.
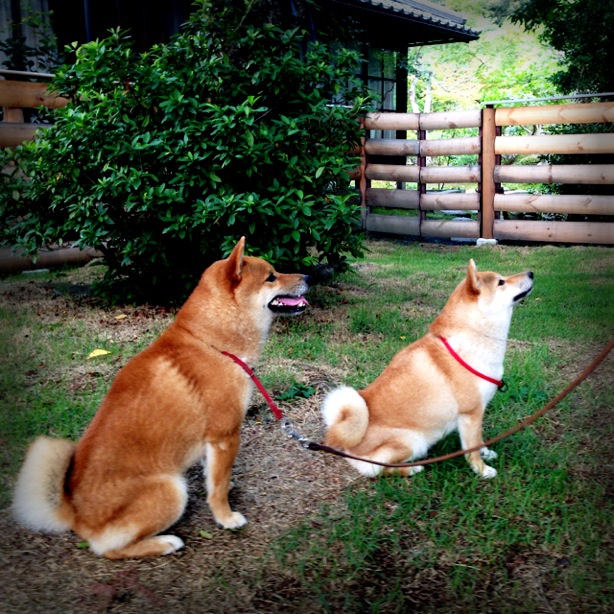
404 3 559 113
1 0 369 304
487 0 614 94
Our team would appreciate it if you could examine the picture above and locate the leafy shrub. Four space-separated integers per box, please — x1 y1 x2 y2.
1 0 369 303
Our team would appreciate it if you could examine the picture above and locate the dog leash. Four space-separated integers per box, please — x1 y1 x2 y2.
220 350 324 445
220 351 284 420
221 337 613 469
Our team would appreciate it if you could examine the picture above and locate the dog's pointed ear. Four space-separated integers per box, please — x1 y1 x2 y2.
467 259 481 294
226 237 246 281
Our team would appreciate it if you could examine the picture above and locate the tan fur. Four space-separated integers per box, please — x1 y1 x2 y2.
12 238 310 559
322 260 533 479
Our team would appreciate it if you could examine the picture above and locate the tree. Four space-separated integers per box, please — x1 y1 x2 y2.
0 0 369 304
487 0 614 93
401 1 560 114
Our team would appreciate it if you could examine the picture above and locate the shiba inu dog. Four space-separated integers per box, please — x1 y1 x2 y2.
322 260 533 478
12 238 310 559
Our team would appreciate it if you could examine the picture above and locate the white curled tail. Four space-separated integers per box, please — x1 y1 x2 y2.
12 436 76 533
322 386 369 449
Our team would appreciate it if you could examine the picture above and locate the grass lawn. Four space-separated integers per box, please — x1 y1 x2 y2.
0 238 612 612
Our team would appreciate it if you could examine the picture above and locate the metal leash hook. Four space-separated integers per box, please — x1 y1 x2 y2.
280 418 312 449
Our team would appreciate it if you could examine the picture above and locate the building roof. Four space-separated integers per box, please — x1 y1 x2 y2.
328 0 480 48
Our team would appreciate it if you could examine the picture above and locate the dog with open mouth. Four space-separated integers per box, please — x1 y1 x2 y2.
12 237 310 559
322 260 533 479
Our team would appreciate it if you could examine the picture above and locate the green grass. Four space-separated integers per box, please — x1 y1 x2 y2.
265 242 612 379
0 268 172 497
1 240 612 611
261 240 613 611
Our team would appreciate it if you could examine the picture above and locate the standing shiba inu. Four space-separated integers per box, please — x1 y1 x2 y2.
322 260 533 478
12 238 310 559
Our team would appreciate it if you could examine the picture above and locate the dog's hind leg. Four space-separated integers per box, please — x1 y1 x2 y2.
349 439 424 478
382 463 424 477
205 435 247 529
381 440 425 477
458 411 497 479
84 475 188 559
103 534 185 560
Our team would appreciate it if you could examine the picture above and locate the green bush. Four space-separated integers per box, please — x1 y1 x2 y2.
1 0 369 303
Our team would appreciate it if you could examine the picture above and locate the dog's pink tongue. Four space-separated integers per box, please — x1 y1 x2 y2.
279 296 309 307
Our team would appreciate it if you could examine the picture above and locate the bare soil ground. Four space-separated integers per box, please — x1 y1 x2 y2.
0 270 359 613
1 409 356 613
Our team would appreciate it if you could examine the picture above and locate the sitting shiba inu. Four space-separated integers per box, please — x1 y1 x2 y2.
13 238 310 558
322 260 533 478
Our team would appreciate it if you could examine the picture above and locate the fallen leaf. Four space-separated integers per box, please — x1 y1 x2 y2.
199 530 214 539
87 349 111 359
115 314 128 320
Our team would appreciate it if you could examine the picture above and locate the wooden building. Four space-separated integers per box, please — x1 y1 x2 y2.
1 0 479 115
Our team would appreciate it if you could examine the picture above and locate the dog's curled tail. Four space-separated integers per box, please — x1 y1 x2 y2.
12 436 76 533
322 386 369 450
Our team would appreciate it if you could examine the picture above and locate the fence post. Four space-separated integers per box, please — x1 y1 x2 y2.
417 114 426 237
358 117 368 228
480 105 496 239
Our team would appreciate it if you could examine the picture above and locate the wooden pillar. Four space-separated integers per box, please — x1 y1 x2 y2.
417 117 426 237
358 118 368 228
2 107 24 122
480 105 496 239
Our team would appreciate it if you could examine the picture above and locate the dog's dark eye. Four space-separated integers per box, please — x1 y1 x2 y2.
498 279 505 286
266 273 277 283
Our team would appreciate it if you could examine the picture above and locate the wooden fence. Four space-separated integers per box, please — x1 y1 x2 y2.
358 101 614 244
2 73 613 246
0 70 66 148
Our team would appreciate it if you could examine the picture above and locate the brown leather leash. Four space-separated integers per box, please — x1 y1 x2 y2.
223 337 613 469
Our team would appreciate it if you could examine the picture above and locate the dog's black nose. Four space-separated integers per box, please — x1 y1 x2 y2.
308 264 335 284
528 271 534 279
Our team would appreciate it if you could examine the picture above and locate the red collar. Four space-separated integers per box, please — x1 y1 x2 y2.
440 336 507 391
220 351 284 419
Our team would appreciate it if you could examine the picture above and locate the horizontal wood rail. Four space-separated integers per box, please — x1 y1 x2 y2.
0 80 67 109
0 122 48 147
494 164 614 185
0 77 67 149
494 220 612 244
495 133 614 155
495 101 614 126
494 193 612 216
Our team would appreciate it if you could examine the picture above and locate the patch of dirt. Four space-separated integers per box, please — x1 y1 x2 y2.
0 376 357 613
0 273 358 613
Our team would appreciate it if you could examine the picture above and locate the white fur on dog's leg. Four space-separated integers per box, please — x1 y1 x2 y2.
202 456 235 491
159 535 185 555
481 465 497 479
409 465 424 476
219 511 247 530
480 447 498 461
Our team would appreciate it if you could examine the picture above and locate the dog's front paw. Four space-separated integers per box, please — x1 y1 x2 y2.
159 535 185 555
480 447 498 461
218 511 247 530
480 465 497 479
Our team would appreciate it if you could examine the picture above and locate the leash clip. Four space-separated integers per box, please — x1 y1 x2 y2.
281 418 311 449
